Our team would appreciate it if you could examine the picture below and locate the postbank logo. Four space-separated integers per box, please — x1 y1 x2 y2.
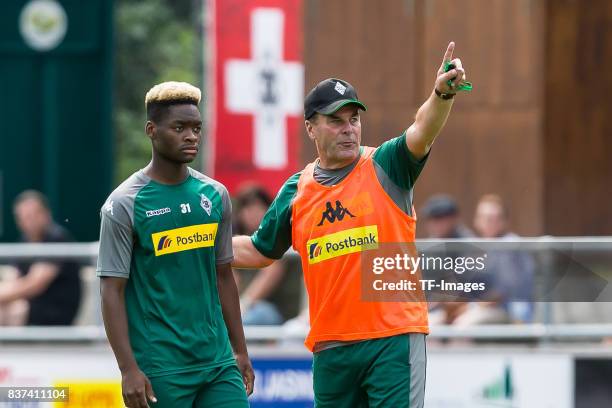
307 225 378 264
157 235 172 251
309 242 322 259
151 223 218 256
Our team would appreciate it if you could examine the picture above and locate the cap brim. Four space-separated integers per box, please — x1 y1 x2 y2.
317 99 367 115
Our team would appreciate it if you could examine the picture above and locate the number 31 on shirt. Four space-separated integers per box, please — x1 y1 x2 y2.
181 203 191 213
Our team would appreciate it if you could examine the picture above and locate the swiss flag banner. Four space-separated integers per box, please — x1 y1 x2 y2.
208 0 304 194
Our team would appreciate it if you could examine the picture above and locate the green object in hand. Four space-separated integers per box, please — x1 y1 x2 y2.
444 61 472 91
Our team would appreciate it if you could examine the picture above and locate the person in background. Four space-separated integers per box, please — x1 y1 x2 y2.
0 190 81 325
0 267 29 325
421 194 473 239
233 184 285 325
452 194 535 325
421 194 474 325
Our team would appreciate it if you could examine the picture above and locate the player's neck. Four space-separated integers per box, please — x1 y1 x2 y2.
144 156 190 185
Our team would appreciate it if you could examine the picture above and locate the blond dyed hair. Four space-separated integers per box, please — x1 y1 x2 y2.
145 81 201 107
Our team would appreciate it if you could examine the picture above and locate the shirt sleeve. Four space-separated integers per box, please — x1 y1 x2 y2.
96 198 134 278
251 172 301 259
215 186 234 265
372 131 430 190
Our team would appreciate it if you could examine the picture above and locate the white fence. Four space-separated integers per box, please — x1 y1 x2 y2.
1 237 612 342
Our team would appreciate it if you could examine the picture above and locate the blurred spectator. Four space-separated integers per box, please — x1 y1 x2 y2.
0 190 81 325
421 194 474 325
233 185 285 325
421 194 473 239
282 306 310 344
0 267 28 325
452 194 535 325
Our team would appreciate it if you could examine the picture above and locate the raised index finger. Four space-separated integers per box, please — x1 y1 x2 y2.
442 41 455 63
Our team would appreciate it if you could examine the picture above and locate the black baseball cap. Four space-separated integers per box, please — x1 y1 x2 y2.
421 195 459 219
304 78 367 120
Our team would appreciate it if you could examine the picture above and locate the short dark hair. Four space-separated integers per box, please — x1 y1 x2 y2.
146 99 198 123
421 194 459 219
13 189 50 212
235 185 272 209
306 113 320 124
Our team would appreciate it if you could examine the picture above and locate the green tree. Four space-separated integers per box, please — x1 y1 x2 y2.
114 0 203 183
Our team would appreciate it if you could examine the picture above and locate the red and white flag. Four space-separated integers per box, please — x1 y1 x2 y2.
207 0 304 194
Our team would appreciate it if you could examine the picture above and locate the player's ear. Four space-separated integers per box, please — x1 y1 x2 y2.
145 121 155 140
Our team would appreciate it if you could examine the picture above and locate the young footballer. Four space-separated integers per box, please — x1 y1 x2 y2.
97 82 253 408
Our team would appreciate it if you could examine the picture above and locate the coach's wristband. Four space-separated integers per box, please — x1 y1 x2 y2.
435 88 455 100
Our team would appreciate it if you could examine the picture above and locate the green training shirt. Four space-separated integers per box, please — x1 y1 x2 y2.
252 132 428 259
96 168 235 377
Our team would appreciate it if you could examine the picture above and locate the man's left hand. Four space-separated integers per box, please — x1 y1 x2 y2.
435 42 468 94
235 352 255 396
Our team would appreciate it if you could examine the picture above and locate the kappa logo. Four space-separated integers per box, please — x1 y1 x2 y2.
317 200 355 226
146 207 171 218
334 81 347 95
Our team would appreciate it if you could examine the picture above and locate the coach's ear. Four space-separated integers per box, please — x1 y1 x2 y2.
305 117 316 141
145 121 156 140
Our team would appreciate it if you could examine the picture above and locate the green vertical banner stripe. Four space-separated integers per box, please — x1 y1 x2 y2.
0 0 113 241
